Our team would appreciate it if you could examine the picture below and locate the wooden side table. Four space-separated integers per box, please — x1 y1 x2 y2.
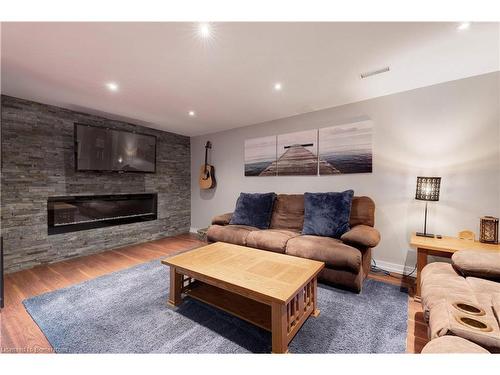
410 234 500 300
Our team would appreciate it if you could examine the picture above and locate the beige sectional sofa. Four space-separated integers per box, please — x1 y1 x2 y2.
207 194 380 292
420 250 500 353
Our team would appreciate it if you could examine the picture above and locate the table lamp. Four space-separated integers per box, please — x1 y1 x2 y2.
415 176 441 238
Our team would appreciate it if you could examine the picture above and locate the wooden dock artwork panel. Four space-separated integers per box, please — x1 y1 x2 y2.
244 120 372 177
318 120 372 175
274 130 319 176
244 135 277 176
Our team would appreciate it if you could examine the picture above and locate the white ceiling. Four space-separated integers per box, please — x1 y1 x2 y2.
1 22 499 136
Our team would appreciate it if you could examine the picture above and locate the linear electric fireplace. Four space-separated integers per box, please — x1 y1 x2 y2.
48 193 157 235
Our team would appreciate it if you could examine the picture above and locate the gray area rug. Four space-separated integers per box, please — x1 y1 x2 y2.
23 259 408 353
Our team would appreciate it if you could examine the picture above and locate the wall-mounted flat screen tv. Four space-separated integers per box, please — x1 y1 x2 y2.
75 124 157 173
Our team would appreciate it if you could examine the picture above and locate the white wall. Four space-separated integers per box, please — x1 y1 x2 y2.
190 72 500 273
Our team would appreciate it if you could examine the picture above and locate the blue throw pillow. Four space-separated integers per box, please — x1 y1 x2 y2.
302 190 354 238
229 192 277 229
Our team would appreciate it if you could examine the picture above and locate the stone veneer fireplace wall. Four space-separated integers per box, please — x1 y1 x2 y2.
1 95 191 273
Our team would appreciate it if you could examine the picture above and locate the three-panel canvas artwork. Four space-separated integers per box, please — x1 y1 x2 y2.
244 120 373 176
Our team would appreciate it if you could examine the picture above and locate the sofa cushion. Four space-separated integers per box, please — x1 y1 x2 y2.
246 229 301 253
270 194 305 231
229 192 276 229
466 276 500 295
286 235 362 273
350 196 375 227
452 250 500 281
206 224 259 246
465 277 500 307
302 190 354 238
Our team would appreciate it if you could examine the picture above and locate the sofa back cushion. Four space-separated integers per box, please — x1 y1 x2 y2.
350 196 375 227
269 194 375 230
452 250 500 281
270 194 305 231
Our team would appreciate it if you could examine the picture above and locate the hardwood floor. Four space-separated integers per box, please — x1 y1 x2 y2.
0 234 428 353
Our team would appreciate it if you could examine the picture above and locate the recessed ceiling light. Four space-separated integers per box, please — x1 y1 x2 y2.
198 23 211 38
105 82 119 92
274 82 282 91
457 22 471 31
188 110 196 117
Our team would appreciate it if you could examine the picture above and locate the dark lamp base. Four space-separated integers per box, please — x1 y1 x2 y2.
416 232 435 238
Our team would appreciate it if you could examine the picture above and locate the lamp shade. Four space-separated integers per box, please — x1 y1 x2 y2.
415 177 441 201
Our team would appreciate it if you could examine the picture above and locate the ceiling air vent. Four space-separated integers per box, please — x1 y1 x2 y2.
360 66 390 79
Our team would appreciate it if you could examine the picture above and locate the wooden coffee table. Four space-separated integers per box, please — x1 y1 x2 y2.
161 242 324 353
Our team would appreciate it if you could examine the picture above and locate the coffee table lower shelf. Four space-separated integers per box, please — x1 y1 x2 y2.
186 281 272 331
166 265 320 353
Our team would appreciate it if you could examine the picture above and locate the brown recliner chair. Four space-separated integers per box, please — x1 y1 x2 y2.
420 250 500 353
207 194 380 293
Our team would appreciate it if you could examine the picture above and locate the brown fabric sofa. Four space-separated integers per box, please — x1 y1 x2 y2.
420 250 500 353
207 194 380 292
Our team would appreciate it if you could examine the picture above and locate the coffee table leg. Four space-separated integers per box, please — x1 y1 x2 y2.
311 277 320 317
271 302 288 354
168 266 183 307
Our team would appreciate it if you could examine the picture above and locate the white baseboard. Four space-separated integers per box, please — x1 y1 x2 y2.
189 227 200 234
372 259 416 276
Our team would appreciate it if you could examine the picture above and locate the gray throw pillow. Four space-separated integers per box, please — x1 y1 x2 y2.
302 190 354 238
229 192 276 229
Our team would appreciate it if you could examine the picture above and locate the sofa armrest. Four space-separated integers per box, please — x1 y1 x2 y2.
341 225 380 248
211 212 233 226
452 250 500 280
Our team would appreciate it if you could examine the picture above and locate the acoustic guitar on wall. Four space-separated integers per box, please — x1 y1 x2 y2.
199 141 216 190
